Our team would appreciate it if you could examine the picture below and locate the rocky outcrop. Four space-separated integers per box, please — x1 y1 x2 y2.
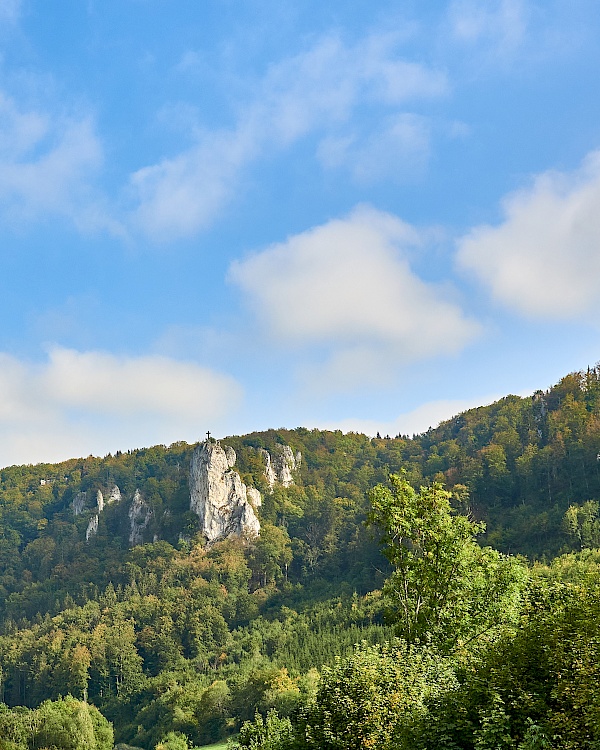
247 486 262 508
86 515 99 541
189 441 261 543
272 445 299 487
72 491 87 516
261 445 302 490
75 482 146 544
84 489 108 542
260 449 277 489
107 485 122 505
129 489 152 546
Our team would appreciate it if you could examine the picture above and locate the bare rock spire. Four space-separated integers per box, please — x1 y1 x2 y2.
189 441 260 543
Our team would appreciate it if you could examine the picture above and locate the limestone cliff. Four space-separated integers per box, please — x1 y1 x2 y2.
129 489 152 545
272 445 300 487
247 486 262 508
72 491 87 516
107 485 122 504
189 441 261 543
83 487 110 541
86 515 99 542
260 449 277 489
261 445 302 490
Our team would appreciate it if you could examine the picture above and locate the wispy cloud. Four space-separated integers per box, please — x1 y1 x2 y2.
129 125 255 240
0 91 115 232
456 150 600 319
0 348 241 466
447 0 529 59
229 205 479 390
256 33 447 144
129 33 448 240
318 113 431 184
444 0 592 69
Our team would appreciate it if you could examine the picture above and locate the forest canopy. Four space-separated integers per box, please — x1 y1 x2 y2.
1 366 600 747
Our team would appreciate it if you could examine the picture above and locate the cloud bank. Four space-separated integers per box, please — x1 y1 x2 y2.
0 348 241 467
457 150 600 318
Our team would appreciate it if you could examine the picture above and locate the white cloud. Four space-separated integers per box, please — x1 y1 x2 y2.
319 395 503 437
130 33 447 239
0 92 110 230
229 206 479 389
0 348 241 466
456 150 600 318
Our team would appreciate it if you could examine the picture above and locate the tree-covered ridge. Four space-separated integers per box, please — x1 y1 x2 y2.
1 366 600 747
3 365 600 588
412 368 600 556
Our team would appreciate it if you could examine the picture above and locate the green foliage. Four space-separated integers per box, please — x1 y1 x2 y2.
517 720 554 750
368 472 528 649
0 697 113 750
1 365 600 746
33 696 97 750
0 704 33 748
233 710 294 750
155 732 190 750
414 566 600 749
563 500 600 549
88 702 115 750
247 524 293 588
298 640 456 750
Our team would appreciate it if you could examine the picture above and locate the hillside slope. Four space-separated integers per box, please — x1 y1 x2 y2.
1 366 600 745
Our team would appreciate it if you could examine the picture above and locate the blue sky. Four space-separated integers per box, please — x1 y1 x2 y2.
1 0 600 466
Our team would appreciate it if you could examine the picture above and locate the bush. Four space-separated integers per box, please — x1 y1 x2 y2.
233 710 294 750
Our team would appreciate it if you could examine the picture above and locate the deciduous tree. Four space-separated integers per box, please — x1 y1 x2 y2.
367 472 527 650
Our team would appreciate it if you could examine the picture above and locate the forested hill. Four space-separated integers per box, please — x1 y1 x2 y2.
1 366 600 747
2 365 600 591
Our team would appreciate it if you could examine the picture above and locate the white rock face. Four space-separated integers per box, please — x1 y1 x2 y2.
96 490 104 513
247 486 262 508
190 441 261 543
272 445 298 487
260 445 301 489
129 489 152 546
86 515 99 541
107 485 122 505
225 445 236 468
72 492 87 516
260 449 277 489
